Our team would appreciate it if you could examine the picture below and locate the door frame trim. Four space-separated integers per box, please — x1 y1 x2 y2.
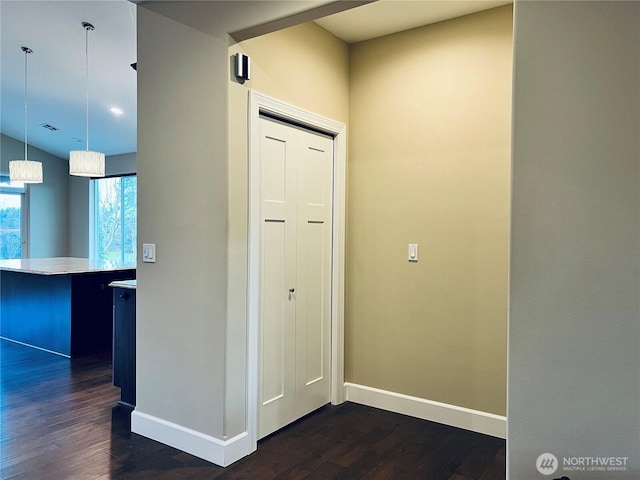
247 90 346 450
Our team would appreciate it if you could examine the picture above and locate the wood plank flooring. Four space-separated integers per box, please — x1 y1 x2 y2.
0 339 505 479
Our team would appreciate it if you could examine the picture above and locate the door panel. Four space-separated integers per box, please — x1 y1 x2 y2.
258 117 333 438
295 131 333 418
303 221 326 385
262 136 287 203
259 119 297 437
261 220 288 405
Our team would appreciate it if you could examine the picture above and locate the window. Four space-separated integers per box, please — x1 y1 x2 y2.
92 175 137 263
0 178 26 260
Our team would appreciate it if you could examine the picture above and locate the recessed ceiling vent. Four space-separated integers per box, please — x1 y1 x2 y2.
40 123 59 131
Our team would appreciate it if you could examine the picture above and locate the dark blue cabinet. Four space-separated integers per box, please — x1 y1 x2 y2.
112 286 136 407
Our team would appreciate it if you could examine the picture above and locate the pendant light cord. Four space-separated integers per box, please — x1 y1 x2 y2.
81 22 95 152
22 47 32 161
85 24 90 152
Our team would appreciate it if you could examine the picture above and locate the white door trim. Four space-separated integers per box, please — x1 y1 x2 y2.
247 90 346 451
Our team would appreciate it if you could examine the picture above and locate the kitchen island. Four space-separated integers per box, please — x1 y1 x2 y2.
0 257 135 357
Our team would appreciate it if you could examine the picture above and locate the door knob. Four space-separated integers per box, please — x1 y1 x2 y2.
289 288 295 293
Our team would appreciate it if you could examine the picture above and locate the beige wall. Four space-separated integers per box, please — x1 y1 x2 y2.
509 2 640 476
230 22 350 122
137 5 229 439
346 5 512 415
227 21 350 435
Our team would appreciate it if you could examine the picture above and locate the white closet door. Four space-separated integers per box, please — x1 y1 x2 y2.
258 116 332 439
294 129 333 419
259 117 298 438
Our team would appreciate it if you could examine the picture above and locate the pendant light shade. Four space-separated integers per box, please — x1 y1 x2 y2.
69 150 105 177
9 160 43 183
70 21 105 177
9 47 43 184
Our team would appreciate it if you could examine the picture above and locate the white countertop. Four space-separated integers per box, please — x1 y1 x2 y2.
0 257 136 276
109 279 137 289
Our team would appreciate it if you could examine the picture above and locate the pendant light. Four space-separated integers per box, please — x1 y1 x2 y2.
9 47 43 184
69 21 105 177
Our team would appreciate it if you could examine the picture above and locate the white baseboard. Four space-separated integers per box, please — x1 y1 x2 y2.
0 337 70 358
131 410 253 467
344 382 506 439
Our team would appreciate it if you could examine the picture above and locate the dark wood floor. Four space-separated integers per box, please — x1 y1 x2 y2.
0 339 505 480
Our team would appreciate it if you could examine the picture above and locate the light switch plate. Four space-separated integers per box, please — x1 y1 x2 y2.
142 243 156 263
408 243 419 262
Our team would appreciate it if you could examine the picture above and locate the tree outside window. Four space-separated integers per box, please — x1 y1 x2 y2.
0 179 25 260
94 175 136 264
0 193 21 259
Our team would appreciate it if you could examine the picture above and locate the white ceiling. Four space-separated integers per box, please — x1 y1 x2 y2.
0 0 510 161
